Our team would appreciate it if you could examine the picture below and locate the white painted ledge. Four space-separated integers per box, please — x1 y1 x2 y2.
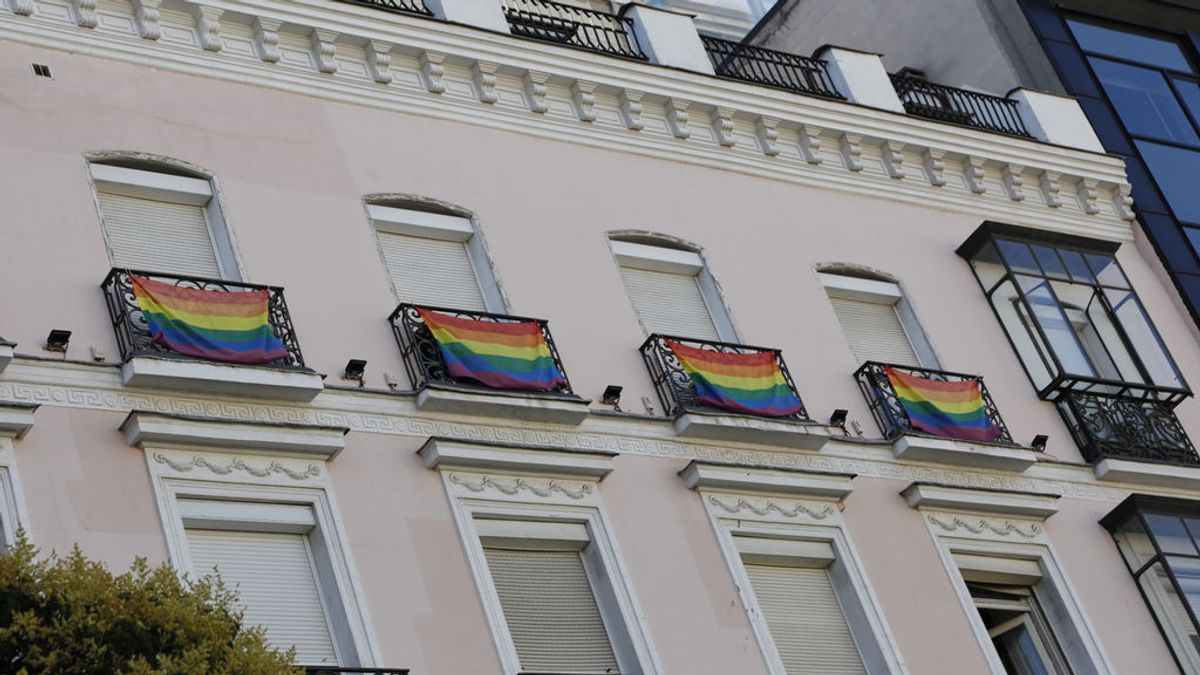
814 46 905 113
121 411 348 459
121 357 325 402
892 435 1039 472
902 483 1059 519
672 412 831 450
419 437 615 479
0 403 37 439
1094 458 1200 491
0 341 13 373
622 4 714 75
1011 89 1105 153
416 385 591 425
679 461 854 499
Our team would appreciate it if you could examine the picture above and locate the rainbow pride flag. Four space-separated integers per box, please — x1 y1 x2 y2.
417 308 567 392
131 275 289 365
885 367 1001 442
666 340 805 418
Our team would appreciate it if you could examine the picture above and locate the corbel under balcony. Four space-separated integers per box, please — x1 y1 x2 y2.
0 403 37 439
121 411 348 460
120 357 326 402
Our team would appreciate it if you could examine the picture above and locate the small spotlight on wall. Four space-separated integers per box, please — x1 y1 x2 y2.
1031 434 1049 451
45 329 71 353
342 359 367 386
602 385 623 411
829 408 849 430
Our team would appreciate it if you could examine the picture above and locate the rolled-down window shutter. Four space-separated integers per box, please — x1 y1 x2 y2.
377 231 487 311
619 265 721 340
744 563 866 675
186 529 338 666
483 547 619 673
98 191 222 278
828 295 920 367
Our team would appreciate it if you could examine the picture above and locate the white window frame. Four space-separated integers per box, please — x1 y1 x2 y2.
425 439 661 675
611 239 738 342
818 272 939 367
0 413 34 550
367 204 506 312
89 163 242 280
688 464 907 675
912 486 1116 675
144 446 380 668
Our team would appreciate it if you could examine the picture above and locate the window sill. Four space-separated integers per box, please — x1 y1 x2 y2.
415 384 591 425
672 411 832 450
892 434 1039 472
121 356 325 401
0 403 36 439
1094 458 1200 491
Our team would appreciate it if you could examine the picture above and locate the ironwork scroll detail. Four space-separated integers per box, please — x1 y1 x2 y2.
1058 391 1197 465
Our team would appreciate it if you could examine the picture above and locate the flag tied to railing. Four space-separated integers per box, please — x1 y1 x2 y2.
131 275 289 365
884 367 1001 442
665 340 805 418
417 308 567 392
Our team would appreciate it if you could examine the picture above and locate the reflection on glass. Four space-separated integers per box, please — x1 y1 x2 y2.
1174 79 1200 128
1114 515 1158 570
970 584 1071 675
1168 556 1200 623
1084 254 1128 288
1137 140 1200 224
1104 289 1186 389
1091 59 1200 144
1068 18 1193 72
1059 251 1094 283
1136 561 1200 670
1032 246 1069 279
999 240 1041 275
1148 514 1197 555
1018 276 1096 377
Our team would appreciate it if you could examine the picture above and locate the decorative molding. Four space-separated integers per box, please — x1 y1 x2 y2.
69 0 97 28
310 28 338 75
190 5 223 52
798 124 823 164
471 60 499 104
419 50 447 94
122 411 348 459
152 451 321 481
618 89 644 131
680 461 853 499
881 140 905 179
666 98 691 140
522 70 550 114
963 156 987 194
839 132 863 172
902 482 1059 519
1078 177 1101 215
1040 170 1063 208
1003 164 1026 202
366 39 393 84
755 116 779 156
571 81 597 123
8 0 34 17
923 147 947 186
927 513 1041 539
419 437 614 479
251 17 281 63
0 404 36 439
707 494 835 520
711 106 736 148
892 434 1038 472
449 472 593 500
1113 183 1135 221
130 0 161 39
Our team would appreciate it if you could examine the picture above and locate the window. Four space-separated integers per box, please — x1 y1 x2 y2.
959 223 1186 399
611 238 735 341
368 203 502 312
90 162 239 279
819 272 935 368
959 561 1073 675
1102 495 1200 673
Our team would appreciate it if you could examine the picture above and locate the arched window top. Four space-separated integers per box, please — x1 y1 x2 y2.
608 230 702 254
86 151 211 180
364 193 474 220
815 262 898 284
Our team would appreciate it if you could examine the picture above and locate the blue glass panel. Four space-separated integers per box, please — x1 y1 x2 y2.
1060 250 1095 282
1173 78 1200 127
1091 59 1199 145
1142 212 1200 275
1086 254 1129 288
1186 226 1200 258
1124 155 1168 214
1077 96 1133 155
998 240 1040 274
1137 140 1200 224
1032 245 1069 279
1068 18 1193 72
1047 41 1101 97
1147 514 1197 554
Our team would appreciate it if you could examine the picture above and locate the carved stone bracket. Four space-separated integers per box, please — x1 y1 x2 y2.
711 106 736 148
755 116 779 156
1112 182 1135 221
799 124 823 165
963 156 987 194
839 132 863 172
131 0 161 39
366 40 393 85
310 28 338 75
619 89 644 131
9 0 34 17
472 61 499 104
1003 164 1026 202
923 148 947 186
666 98 691 140
1078 177 1101 215
1040 170 1063 208
419 51 447 94
523 71 550 114
70 0 97 29
882 140 905 179
192 5 223 52
571 81 597 123
252 17 281 63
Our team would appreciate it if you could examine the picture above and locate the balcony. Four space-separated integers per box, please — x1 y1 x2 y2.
855 362 1037 471
500 0 647 60
101 268 323 401
335 0 432 17
305 669 410 675
390 303 590 424
640 334 829 450
701 36 844 100
889 71 1032 138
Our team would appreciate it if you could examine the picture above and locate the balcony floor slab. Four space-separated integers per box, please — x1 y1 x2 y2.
672 412 831 450
416 385 591 425
892 434 1039 472
1094 458 1200 491
121 357 325 402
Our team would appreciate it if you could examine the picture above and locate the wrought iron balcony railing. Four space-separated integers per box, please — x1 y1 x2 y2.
500 0 647 60
889 72 1032 138
701 35 844 100
640 334 810 421
854 361 1014 444
100 268 306 369
390 303 576 395
335 0 433 17
305 668 410 675
1057 390 1197 466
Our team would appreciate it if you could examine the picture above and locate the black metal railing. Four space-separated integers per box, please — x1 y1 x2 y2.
500 0 646 60
854 361 1014 443
701 35 844 99
1057 391 1197 465
100 268 306 369
890 72 1031 138
640 334 810 421
305 668 410 675
335 0 432 16
389 303 575 395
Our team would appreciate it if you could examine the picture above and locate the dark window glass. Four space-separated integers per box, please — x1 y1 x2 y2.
1148 514 1198 555
1068 18 1193 71
1173 78 1200 127
1032 245 1069 279
998 240 1041 275
1137 140 1200 224
1090 58 1200 144
1060 250 1095 283
1185 227 1200 257
1085 254 1128 288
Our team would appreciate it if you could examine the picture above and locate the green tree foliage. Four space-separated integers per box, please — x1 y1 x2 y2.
0 532 301 674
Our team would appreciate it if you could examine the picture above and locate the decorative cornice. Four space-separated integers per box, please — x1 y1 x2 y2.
448 472 593 500
706 494 835 521
151 451 321 480
680 461 853 499
902 482 1060 519
927 513 1042 539
122 411 348 459
419 437 614 479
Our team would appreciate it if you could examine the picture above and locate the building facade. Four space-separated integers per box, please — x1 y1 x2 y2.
1 0 1199 674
